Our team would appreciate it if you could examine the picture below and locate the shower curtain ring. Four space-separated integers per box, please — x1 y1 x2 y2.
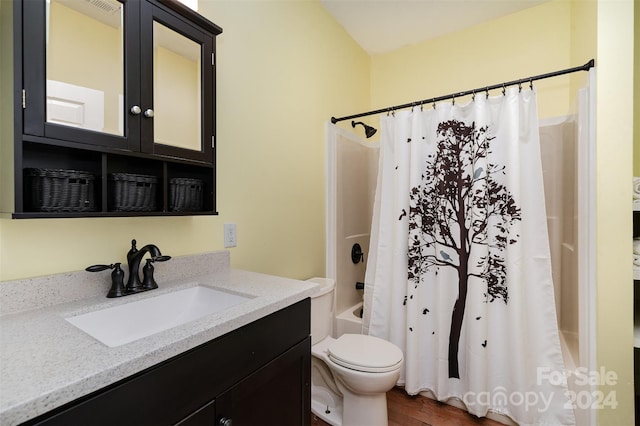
529 78 534 90
502 83 506 96
452 94 455 105
472 90 476 102
420 101 424 112
485 87 489 98
432 100 436 110
518 82 522 93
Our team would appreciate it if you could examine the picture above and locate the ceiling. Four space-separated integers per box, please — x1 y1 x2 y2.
319 0 550 55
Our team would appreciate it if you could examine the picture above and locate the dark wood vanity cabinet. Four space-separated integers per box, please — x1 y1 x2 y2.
13 0 222 218
25 299 311 426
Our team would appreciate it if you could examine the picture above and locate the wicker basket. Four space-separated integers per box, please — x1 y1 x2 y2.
24 168 96 212
109 173 157 212
169 178 204 212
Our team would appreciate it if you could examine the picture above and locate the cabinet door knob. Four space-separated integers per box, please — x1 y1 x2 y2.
144 108 154 118
219 417 232 426
130 105 141 115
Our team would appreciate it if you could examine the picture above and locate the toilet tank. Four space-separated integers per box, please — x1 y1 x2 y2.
306 277 335 345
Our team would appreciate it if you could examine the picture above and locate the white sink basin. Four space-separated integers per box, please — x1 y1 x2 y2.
65 286 251 347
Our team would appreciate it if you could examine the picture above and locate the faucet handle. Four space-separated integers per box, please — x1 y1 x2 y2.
86 263 127 298
107 263 126 298
142 259 158 290
86 264 116 272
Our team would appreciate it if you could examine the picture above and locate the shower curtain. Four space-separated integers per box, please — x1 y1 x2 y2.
363 88 575 425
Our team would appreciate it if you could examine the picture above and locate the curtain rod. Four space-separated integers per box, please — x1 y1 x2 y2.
330 59 595 124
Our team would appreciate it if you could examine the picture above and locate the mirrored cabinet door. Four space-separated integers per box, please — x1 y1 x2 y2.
153 21 201 151
46 0 124 136
140 2 214 163
23 0 140 151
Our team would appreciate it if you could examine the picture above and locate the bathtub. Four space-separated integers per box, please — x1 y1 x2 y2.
335 301 363 337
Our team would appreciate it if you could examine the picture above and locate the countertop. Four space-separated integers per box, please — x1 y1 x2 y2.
0 252 318 425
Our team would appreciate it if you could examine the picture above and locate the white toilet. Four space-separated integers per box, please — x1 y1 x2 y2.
307 278 403 426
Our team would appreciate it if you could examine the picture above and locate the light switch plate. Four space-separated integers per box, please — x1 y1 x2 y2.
224 223 237 248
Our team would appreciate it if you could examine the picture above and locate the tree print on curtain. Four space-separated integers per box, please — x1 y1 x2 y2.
407 119 521 379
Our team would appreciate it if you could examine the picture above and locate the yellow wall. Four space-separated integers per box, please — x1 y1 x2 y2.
370 1 572 121
570 0 596 104
0 0 370 281
198 0 370 277
595 1 635 423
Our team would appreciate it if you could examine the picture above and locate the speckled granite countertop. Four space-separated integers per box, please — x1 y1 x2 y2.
0 251 318 426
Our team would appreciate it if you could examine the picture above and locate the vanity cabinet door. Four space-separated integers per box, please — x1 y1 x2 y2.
175 338 311 426
175 399 217 426
215 337 312 426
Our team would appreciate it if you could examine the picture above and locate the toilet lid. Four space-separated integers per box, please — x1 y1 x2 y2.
328 334 403 373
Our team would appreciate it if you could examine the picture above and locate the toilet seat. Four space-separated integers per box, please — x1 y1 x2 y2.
328 334 403 373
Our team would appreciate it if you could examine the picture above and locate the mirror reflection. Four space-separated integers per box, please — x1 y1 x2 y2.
153 21 202 151
46 0 124 136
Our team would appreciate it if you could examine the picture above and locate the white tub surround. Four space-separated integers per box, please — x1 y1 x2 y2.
0 251 318 426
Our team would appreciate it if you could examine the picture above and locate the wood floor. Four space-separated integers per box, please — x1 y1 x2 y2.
311 387 505 426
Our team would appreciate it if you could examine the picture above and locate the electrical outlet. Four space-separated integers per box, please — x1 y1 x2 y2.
224 223 237 248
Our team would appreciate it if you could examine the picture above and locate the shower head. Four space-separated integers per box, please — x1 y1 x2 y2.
351 121 377 138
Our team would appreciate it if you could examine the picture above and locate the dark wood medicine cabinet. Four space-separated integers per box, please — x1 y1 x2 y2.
11 0 222 218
